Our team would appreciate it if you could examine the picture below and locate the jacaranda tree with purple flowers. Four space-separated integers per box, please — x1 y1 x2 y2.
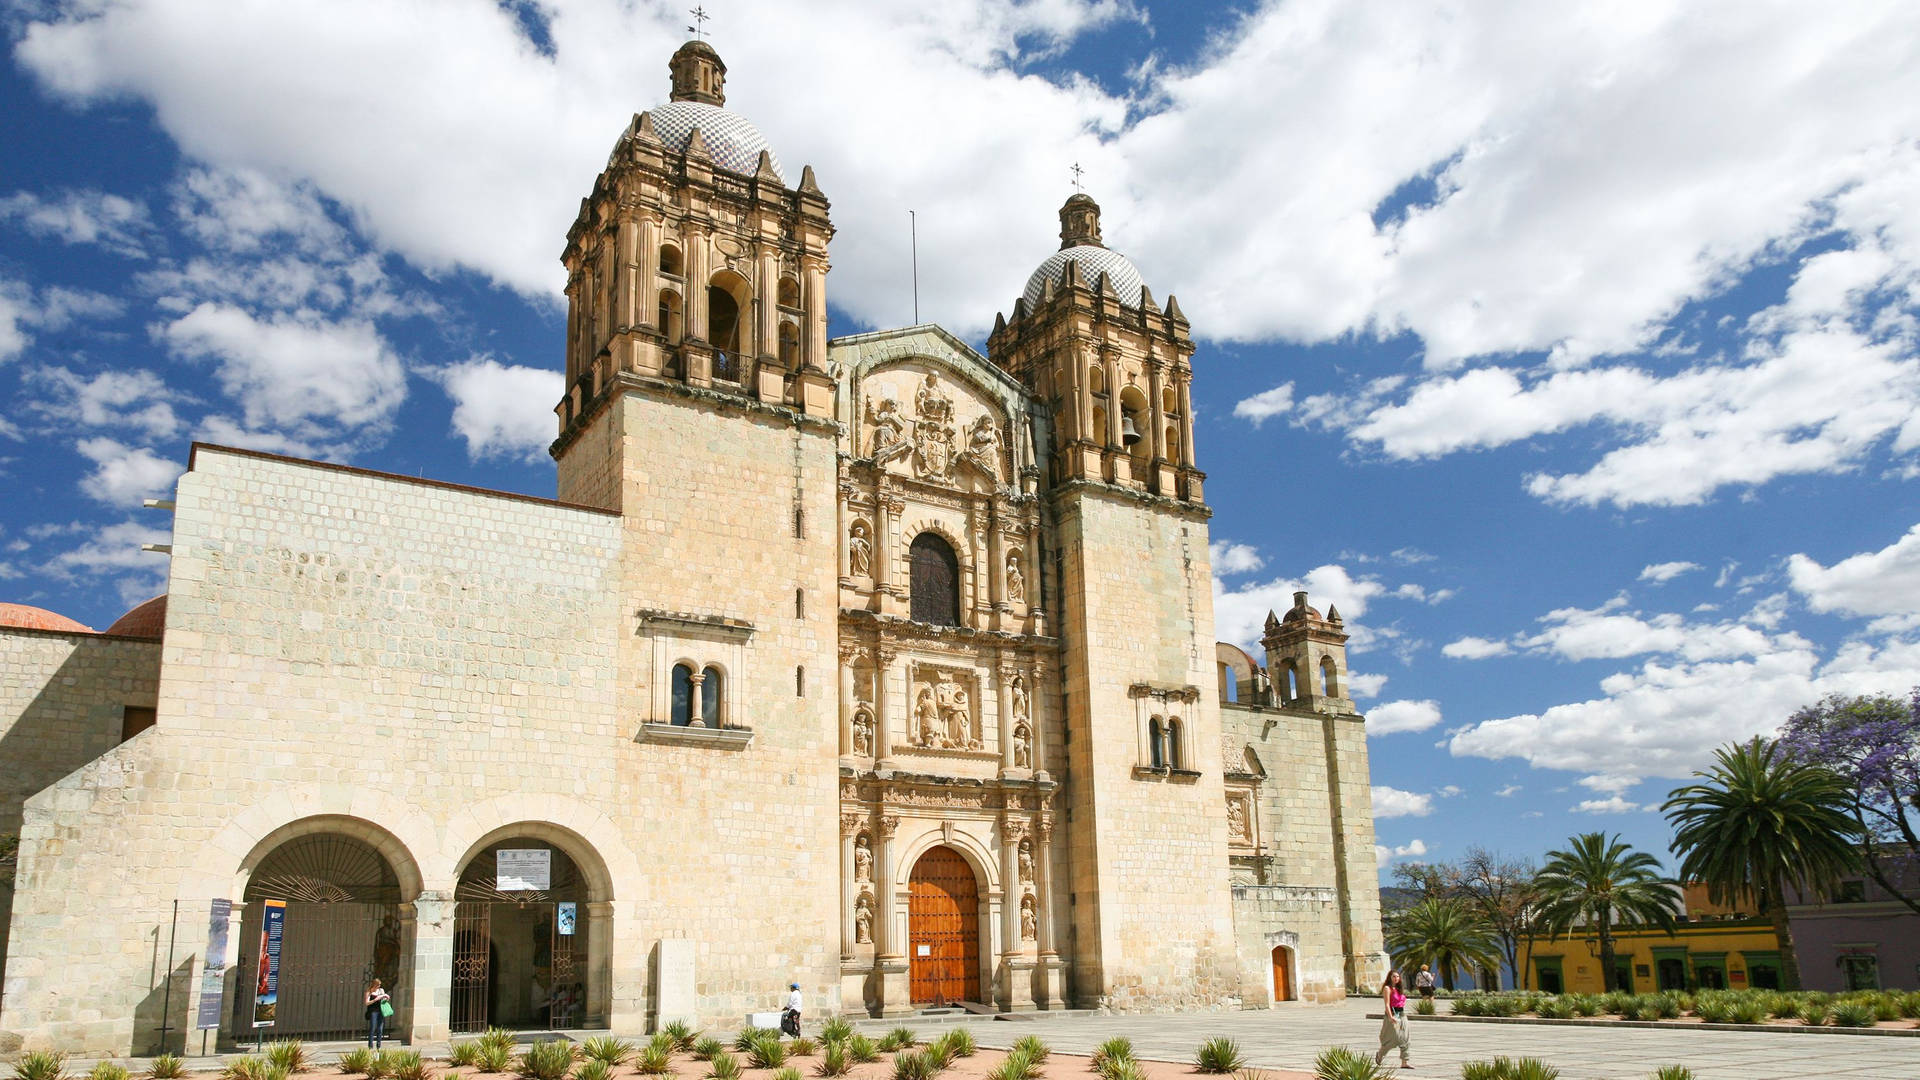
1779 689 1920 915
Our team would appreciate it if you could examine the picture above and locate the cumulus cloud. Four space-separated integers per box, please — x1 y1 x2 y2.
1366 699 1441 735
432 356 565 462
74 437 185 505
0 188 155 257
1375 838 1428 870
1214 562 1386 648
0 277 123 363
1346 671 1388 699
1788 523 1920 633
1639 561 1701 583
157 303 406 443
1233 383 1294 426
27 366 183 438
1443 636 1510 660
1208 540 1265 576
1572 795 1644 815
1372 785 1433 819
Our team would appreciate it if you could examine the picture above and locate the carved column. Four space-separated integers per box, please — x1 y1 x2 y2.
876 814 901 960
1035 820 1057 956
988 509 1008 613
1000 819 1025 958
685 226 710 341
638 216 661 331
997 661 1017 776
1178 371 1197 467
1103 349 1123 450
838 645 858 760
840 813 863 959
874 492 895 594
1029 667 1049 782
837 487 853 581
803 254 829 370
1148 359 1170 492
874 647 897 769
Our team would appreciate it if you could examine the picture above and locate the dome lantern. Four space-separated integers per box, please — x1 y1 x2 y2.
669 39 727 106
1059 193 1103 250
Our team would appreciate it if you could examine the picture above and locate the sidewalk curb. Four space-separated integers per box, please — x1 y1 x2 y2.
1367 1013 1920 1037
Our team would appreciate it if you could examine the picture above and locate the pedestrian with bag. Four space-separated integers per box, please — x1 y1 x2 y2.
365 978 392 1048
1374 969 1412 1070
781 982 803 1037
1415 964 1435 1000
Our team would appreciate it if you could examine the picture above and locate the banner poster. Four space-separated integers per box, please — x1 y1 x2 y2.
195 898 231 1030
252 899 286 1028
556 902 577 936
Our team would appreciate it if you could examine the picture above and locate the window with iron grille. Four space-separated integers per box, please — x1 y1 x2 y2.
909 533 960 626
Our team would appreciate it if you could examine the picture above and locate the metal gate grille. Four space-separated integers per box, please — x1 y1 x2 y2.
451 903 491 1034
450 841 592 1032
908 846 979 1005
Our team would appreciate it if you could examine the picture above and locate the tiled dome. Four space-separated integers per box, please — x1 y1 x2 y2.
105 594 166 638
650 101 784 182
1023 245 1148 309
0 602 94 634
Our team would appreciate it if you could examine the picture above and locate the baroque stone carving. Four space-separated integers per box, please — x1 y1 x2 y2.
1012 722 1033 769
848 520 872 577
1006 551 1025 603
851 704 875 757
964 414 1000 480
1017 837 1033 884
1227 797 1250 842
1019 892 1037 941
854 891 874 944
912 373 957 480
868 397 908 461
854 833 873 881
911 669 980 749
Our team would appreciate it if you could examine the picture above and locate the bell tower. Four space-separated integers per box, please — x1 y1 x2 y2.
1260 591 1356 714
988 196 1237 1009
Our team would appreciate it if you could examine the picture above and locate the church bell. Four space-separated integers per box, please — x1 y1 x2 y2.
1120 413 1143 446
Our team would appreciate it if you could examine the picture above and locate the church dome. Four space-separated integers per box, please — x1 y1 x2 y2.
648 101 785 182
105 594 167 638
1020 193 1148 309
0 602 94 634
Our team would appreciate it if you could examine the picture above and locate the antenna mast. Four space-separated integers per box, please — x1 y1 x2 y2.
910 209 919 325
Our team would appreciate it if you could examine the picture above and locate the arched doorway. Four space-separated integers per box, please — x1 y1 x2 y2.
232 832 406 1041
1271 946 1293 1003
908 846 980 1005
452 839 594 1032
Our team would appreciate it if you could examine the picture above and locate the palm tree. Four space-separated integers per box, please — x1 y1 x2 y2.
1383 897 1501 990
1662 736 1862 990
1533 832 1678 992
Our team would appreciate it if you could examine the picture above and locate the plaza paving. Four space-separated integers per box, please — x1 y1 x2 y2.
904 999 1920 1080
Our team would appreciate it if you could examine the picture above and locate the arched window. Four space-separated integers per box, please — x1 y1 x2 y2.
1283 662 1300 703
659 244 683 276
1219 662 1239 703
670 662 694 725
658 289 684 344
908 533 960 626
1166 718 1184 770
1148 717 1166 769
1320 657 1338 697
779 321 799 368
708 271 751 381
1088 364 1106 394
700 665 724 726
777 276 801 307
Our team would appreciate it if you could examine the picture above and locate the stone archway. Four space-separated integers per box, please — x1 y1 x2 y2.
907 846 981 1005
450 831 609 1032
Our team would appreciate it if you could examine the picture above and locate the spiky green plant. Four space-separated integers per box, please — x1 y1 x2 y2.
1649 1068 1696 1080
1102 1065 1146 1080
571 1063 611 1080
1832 1000 1877 1027
148 1058 186 1080
815 1043 850 1078
1868 991 1902 1021
338 1051 376 1077
746 1032 787 1069
982 1050 1036 1080
1796 1000 1830 1026
219 1059 264 1080
1458 1064 1499 1080
1569 994 1603 1018
662 1022 698 1052
450 1043 482 1069
818 1018 853 1046
1653 995 1682 1020
1089 1037 1134 1072
265 1041 311 1074
1505 1061 1561 1080
1309 1046 1388 1080
1414 997 1436 1016
385 1053 429 1080
1192 1038 1243 1074
921 1035 957 1071
773 1069 805 1080
1535 997 1573 1020
734 1030 763 1053
1010 1037 1049 1064
890 1052 937 1080
844 1035 880 1066
706 1053 741 1080
13 1054 68 1080
878 1028 917 1053
692 1038 726 1063
635 1045 673 1077
87 1066 129 1080
480 1031 520 1056
791 1037 819 1058
579 1039 632 1068
1731 998 1768 1025
477 1046 514 1075
516 1041 578 1080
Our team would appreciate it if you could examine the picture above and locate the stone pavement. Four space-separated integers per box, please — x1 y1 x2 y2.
896 1000 1920 1080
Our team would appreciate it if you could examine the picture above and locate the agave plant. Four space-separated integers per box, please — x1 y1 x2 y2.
878 1028 917 1053
477 1046 514 1075
1413 997 1436 1016
890 1052 937 1080
450 1044 483 1069
13 1052 68 1080
480 1031 520 1056
148 1058 187 1080
516 1041 578 1080
814 1043 850 1078
266 1042 311 1075
1649 1068 1695 1080
1309 1047 1388 1080
1536 997 1573 1020
844 1035 880 1065
818 1018 853 1045
1089 1037 1133 1072
692 1038 727 1063
1010 1037 1049 1064
386 1053 430 1080
1796 1000 1830 1026
772 1069 805 1080
706 1053 742 1080
982 1051 1035 1080
571 1064 611 1080
921 1036 956 1070
580 1039 633 1068
662 1022 698 1052
790 1038 819 1058
338 1052 376 1077
1100 1065 1145 1080
1506 1061 1561 1080
746 1032 787 1069
635 1045 673 1077
1832 1000 1877 1027
1458 1064 1500 1080
87 1066 130 1080
1193 1038 1243 1075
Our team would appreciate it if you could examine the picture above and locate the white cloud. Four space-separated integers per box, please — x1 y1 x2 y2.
1443 635 1510 660
432 356 565 462
1372 785 1433 820
1639 561 1701 583
1788 523 1920 633
0 188 154 257
1208 540 1265 576
171 165 348 256
74 438 185 506
1572 795 1644 815
1214 563 1386 648
43 518 170 577
1494 784 1521 797
28 367 183 438
1233 383 1294 426
1374 838 1428 870
1346 671 1388 699
0 277 123 363
157 303 406 443
1366 698 1441 735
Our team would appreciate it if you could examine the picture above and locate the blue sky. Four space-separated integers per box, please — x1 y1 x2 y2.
3 0 1919 884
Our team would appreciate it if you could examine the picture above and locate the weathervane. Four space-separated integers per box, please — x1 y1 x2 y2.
688 5 709 40
1070 162 1085 193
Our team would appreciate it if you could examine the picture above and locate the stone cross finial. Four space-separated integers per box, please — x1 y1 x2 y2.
688 5 709 39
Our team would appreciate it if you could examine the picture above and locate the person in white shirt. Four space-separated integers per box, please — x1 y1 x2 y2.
1415 964 1436 1000
783 982 803 1037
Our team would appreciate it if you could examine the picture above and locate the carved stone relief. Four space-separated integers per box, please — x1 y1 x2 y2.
854 832 873 882
909 667 980 750
848 520 872 577
912 374 956 480
854 891 874 944
1017 837 1033 884
1019 892 1037 941
1006 551 1025 603
851 704 875 757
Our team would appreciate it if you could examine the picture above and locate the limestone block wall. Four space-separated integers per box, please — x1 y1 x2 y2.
1054 488 1237 1010
605 387 845 1021
1230 886 1351 1004
0 630 160 1000
1 446 628 1054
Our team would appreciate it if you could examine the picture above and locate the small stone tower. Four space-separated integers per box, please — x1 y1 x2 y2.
1260 591 1355 714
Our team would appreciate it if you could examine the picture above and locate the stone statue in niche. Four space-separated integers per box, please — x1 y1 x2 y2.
848 520 872 577
853 833 873 882
854 892 874 944
935 673 976 748
1013 722 1032 769
964 414 1000 479
1006 552 1025 603
852 705 874 757
913 687 940 747
867 398 907 460
1017 837 1033 884
911 374 956 479
1019 892 1037 941
1227 798 1249 841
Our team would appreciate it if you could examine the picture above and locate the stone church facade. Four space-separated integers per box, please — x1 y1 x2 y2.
0 42 1384 1054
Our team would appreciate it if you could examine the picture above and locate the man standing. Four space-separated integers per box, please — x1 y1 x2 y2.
1415 964 1435 1001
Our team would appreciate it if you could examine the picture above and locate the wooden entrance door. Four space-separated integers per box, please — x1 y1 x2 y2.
1271 946 1292 1002
908 846 980 1005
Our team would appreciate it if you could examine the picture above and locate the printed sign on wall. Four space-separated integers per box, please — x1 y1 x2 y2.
252 899 286 1028
497 848 552 891
195 898 231 1030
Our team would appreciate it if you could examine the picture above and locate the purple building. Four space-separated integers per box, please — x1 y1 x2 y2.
1785 854 1920 991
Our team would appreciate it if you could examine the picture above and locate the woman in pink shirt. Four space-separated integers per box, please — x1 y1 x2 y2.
1374 969 1413 1069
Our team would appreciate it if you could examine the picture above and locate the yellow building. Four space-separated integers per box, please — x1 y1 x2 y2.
1526 916 1783 994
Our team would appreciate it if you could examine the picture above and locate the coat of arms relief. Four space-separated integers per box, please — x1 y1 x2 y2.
865 372 1001 484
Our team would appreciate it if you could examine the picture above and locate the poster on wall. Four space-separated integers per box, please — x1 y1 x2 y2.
557 902 576 936
195 898 231 1031
251 899 286 1028
497 848 551 891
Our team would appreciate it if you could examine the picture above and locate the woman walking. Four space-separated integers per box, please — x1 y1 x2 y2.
1374 969 1413 1069
364 978 391 1049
